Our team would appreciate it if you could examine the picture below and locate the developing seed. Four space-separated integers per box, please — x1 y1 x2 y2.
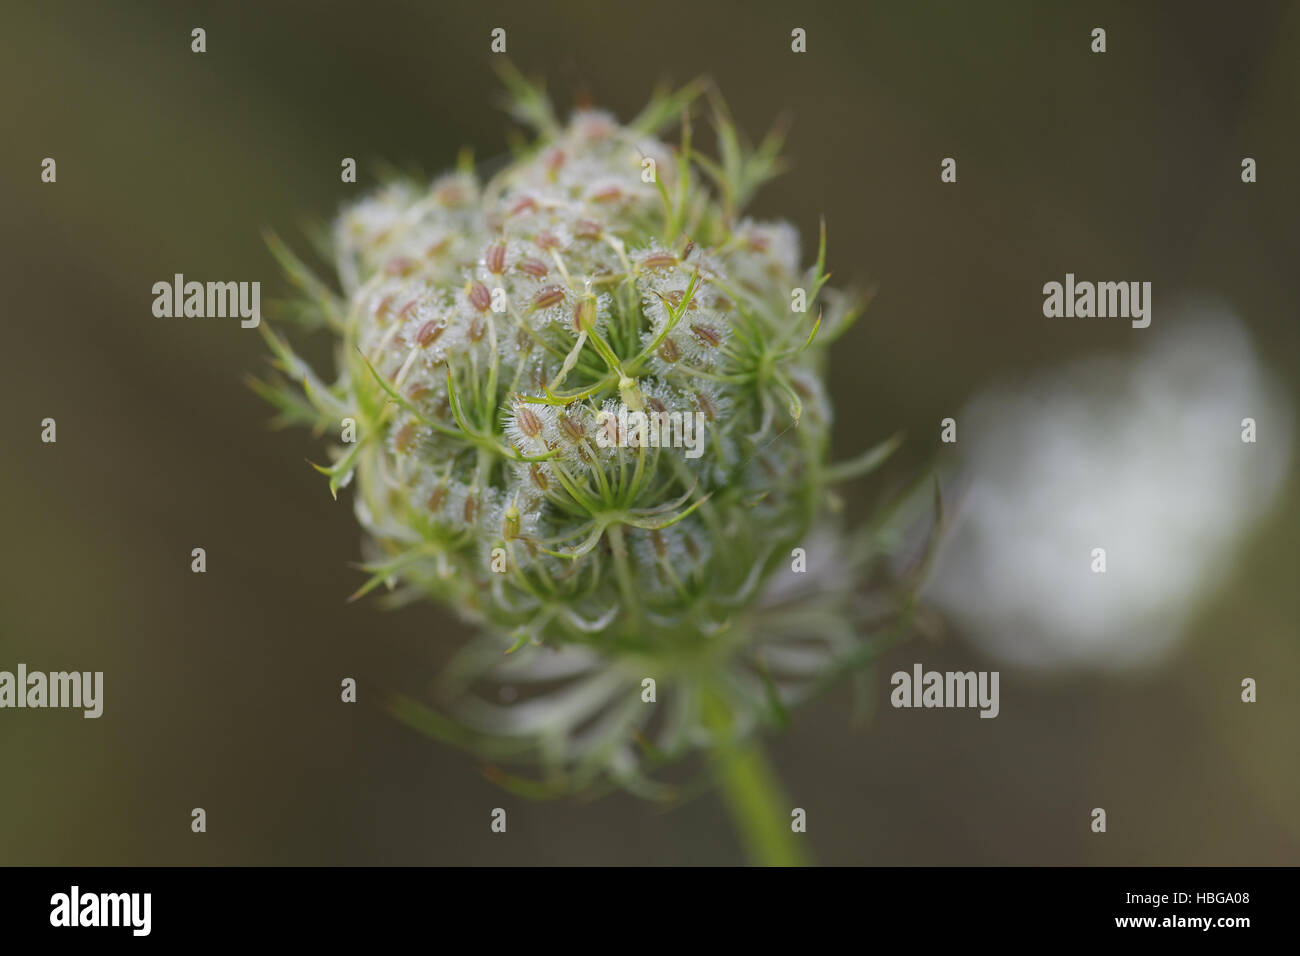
485 242 507 274
558 412 586 443
533 286 565 310
394 421 417 452
517 257 548 279
690 323 722 348
695 390 718 422
572 296 596 331
658 338 680 363
416 320 446 347
640 253 677 271
468 281 492 312
515 406 543 438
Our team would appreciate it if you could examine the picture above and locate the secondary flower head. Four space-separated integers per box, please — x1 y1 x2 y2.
257 72 908 794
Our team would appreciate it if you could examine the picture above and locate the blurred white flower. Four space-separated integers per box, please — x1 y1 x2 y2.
924 298 1293 669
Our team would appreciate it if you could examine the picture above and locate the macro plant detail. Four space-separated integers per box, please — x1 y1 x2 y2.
255 69 924 864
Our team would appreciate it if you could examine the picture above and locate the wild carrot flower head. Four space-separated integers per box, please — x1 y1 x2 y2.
256 70 911 794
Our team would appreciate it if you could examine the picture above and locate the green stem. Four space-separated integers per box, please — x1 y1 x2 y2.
703 691 810 867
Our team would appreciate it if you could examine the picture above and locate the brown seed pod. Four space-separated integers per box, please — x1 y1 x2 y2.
690 323 722 348
416 320 446 347
394 421 418 452
558 411 586 443
532 286 565 310
515 406 543 438
694 390 718 422
517 257 548 279
639 253 677 271
468 281 492 312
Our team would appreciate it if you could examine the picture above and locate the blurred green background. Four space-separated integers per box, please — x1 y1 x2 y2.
2 0 1296 865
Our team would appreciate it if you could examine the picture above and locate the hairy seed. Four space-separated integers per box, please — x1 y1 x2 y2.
515 406 543 437
558 412 585 443
517 257 548 278
533 286 565 310
640 253 677 271
690 323 721 348
695 391 717 422
468 282 492 312
416 320 445 347
394 422 417 452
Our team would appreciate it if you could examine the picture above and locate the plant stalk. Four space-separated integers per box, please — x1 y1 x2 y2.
703 691 810 866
